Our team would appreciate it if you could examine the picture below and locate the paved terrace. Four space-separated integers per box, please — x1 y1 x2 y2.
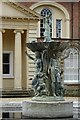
0 97 80 120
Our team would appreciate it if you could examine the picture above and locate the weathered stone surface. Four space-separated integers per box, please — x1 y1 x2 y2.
26 41 69 52
22 100 73 118
32 96 64 101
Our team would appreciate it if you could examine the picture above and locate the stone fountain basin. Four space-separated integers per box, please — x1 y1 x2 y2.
26 41 69 52
22 100 73 118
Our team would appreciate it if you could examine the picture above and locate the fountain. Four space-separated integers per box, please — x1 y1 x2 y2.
22 17 73 118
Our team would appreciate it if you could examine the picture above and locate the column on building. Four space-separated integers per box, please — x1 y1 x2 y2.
65 19 70 38
0 30 5 90
25 26 29 89
14 30 24 90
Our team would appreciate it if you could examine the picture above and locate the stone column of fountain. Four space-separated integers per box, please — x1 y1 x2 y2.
22 16 73 118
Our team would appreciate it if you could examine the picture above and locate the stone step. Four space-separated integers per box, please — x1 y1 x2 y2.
1 90 34 98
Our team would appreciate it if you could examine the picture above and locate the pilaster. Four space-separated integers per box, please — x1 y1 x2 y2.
0 29 5 91
65 19 70 38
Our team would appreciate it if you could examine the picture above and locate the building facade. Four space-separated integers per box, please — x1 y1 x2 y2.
0 1 80 96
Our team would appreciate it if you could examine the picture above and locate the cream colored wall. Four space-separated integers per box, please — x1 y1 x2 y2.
3 29 15 90
32 5 66 38
26 20 38 88
3 79 14 90
0 2 27 18
3 29 15 51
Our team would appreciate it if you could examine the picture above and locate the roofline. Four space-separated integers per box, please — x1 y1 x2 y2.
5 1 42 19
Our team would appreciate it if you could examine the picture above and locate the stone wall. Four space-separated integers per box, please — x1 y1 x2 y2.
64 84 80 97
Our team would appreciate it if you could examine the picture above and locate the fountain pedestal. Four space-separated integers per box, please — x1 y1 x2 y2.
23 41 73 118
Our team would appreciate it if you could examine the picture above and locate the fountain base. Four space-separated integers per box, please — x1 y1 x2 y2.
22 97 73 118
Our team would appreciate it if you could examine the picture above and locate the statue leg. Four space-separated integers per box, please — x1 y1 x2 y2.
52 81 56 96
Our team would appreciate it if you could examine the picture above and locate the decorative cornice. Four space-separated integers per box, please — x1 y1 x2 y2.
0 16 41 21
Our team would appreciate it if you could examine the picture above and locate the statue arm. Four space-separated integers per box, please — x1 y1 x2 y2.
25 51 34 60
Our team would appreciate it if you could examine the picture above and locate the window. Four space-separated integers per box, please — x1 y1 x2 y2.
40 8 52 37
56 19 62 38
2 112 14 118
3 51 13 78
64 48 79 83
3 53 10 74
2 112 9 118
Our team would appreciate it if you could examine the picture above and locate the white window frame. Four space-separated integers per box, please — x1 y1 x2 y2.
64 48 80 84
3 51 14 78
56 19 62 38
40 8 52 38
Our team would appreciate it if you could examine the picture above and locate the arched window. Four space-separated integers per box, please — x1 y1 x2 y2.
64 48 79 83
40 8 52 37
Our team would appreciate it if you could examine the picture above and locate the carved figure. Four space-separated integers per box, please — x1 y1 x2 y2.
25 51 43 73
34 52 43 73
49 55 65 97
25 49 68 97
48 58 56 96
32 72 48 96
43 16 51 42
25 51 48 96
55 68 64 96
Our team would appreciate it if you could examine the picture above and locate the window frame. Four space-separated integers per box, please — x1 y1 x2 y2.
3 51 14 78
2 112 9 118
64 49 79 84
40 8 52 38
56 19 62 38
